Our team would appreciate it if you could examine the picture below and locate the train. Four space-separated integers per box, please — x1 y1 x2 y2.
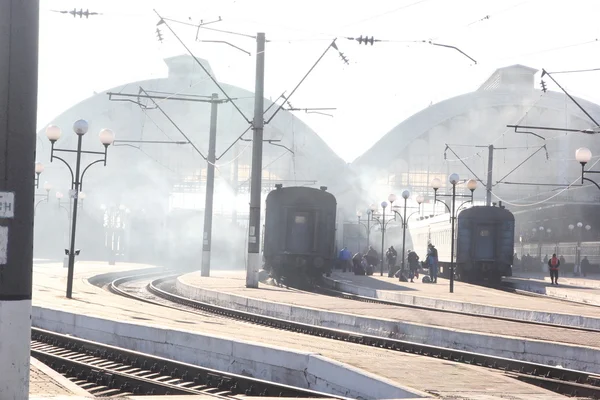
262 184 337 287
407 203 515 283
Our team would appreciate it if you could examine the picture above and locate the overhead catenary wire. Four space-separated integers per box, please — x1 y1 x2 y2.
265 39 341 124
154 9 252 124
138 87 207 160
491 157 600 207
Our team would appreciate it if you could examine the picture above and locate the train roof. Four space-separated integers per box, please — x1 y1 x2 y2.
458 205 514 221
266 185 336 202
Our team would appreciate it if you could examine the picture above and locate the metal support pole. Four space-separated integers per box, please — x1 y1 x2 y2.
66 135 83 299
357 217 361 253
367 213 371 252
400 198 407 279
380 207 385 276
486 144 493 206
0 1 38 396
246 32 266 288
201 93 219 277
232 144 239 225
449 183 456 293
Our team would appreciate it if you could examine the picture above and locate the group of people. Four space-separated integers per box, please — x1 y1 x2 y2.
338 242 440 283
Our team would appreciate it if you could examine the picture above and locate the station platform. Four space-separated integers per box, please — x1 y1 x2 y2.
29 261 569 400
506 273 600 306
330 271 600 315
177 271 600 350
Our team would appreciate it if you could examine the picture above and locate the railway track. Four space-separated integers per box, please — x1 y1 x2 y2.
31 327 339 398
311 284 600 333
107 273 600 398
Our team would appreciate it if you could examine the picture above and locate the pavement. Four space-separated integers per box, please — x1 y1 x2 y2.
28 261 572 400
178 271 600 350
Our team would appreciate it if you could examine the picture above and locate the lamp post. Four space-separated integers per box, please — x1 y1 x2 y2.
34 162 44 188
388 191 424 279
379 201 388 276
569 222 590 275
45 120 115 298
102 204 129 265
34 182 52 215
356 207 375 253
431 174 477 293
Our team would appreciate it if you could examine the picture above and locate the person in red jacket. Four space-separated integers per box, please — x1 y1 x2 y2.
548 253 560 285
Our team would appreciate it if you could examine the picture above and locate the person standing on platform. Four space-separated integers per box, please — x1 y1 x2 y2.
426 243 438 283
407 250 420 283
366 246 378 270
581 256 590 277
548 253 560 285
386 246 398 277
338 247 351 272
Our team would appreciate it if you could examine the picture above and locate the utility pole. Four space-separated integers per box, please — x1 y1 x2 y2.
246 32 266 288
201 93 218 276
0 1 38 398
232 144 239 225
486 144 494 206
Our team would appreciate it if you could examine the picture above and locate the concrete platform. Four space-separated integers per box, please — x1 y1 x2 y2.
177 271 600 373
506 273 600 306
29 262 570 400
30 357 91 398
323 272 600 330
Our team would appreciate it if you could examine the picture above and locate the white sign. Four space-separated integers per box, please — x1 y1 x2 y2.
0 192 14 218
0 226 8 264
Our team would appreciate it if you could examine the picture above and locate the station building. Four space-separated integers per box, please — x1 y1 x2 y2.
34 55 351 266
342 65 600 255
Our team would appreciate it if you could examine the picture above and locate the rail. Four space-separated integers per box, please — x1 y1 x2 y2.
31 327 339 398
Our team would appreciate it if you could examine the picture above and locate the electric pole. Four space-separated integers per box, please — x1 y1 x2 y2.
232 144 239 225
246 32 266 288
0 1 38 397
486 144 494 206
201 93 218 276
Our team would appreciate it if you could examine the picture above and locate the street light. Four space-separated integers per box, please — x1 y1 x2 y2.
34 162 44 188
45 120 115 299
34 182 52 215
431 173 477 293
569 221 590 275
388 190 424 279
575 147 600 190
356 210 374 253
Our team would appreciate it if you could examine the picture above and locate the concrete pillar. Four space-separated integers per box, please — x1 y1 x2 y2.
0 1 39 398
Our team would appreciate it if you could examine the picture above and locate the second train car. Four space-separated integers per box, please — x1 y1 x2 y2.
408 203 515 283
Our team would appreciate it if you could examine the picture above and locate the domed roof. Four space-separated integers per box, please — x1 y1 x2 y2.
35 55 350 210
352 64 600 170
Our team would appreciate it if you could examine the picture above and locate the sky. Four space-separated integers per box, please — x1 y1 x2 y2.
38 0 600 162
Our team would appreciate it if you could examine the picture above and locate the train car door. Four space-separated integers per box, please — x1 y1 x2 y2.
475 224 495 260
286 211 314 253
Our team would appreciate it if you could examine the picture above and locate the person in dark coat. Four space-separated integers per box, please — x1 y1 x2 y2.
386 246 398 277
581 256 590 277
548 253 560 285
426 243 439 283
407 250 420 283
366 246 378 269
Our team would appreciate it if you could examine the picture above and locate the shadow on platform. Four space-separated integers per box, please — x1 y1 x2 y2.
333 272 419 291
